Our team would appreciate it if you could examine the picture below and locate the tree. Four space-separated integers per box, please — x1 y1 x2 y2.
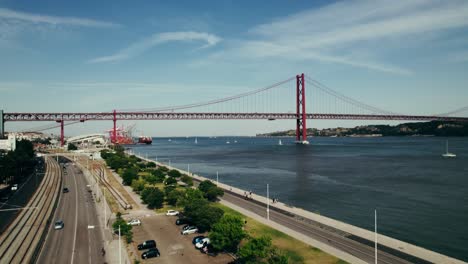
166 189 184 206
198 180 224 201
112 212 132 238
147 162 156 168
184 199 224 232
141 187 165 209
267 248 289 264
164 177 177 185
181 175 193 186
177 189 205 207
122 167 138 185
209 214 246 252
238 236 272 264
131 178 146 193
168 169 181 178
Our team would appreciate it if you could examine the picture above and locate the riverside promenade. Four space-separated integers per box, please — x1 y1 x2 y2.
133 153 466 264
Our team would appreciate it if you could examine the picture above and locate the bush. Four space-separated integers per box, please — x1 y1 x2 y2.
198 180 224 201
131 178 146 193
147 162 156 168
122 168 138 185
166 189 184 206
141 187 165 209
67 143 78 151
168 169 181 178
164 177 177 185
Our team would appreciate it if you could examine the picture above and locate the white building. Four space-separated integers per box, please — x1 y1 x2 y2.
0 134 16 151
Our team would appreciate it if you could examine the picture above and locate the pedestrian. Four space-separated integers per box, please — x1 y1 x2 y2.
101 247 106 256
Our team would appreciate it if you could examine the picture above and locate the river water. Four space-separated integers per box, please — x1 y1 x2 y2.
129 136 468 261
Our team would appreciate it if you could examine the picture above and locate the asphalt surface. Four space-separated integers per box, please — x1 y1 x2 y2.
221 191 421 264
37 162 104 264
130 214 233 264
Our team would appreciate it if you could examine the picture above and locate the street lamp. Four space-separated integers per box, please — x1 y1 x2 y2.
267 184 270 221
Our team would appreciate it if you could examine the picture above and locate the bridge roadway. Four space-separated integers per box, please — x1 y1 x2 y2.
37 160 104 264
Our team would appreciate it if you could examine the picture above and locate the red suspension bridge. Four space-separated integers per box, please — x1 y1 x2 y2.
1 73 468 146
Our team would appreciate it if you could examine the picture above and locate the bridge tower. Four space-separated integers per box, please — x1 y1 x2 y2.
112 110 117 144
56 116 64 147
0 110 4 139
296 73 309 144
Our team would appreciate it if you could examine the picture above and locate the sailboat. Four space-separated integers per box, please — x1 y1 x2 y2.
278 139 283 146
195 137 198 144
442 140 456 158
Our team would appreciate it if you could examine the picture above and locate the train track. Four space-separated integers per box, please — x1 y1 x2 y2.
0 156 62 263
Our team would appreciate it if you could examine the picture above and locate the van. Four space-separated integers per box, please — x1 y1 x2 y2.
137 240 156 250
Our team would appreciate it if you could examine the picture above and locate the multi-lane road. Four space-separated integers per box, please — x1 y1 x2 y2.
37 160 104 264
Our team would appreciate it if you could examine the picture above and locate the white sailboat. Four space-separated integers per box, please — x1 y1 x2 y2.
195 137 198 144
442 140 456 158
278 139 283 145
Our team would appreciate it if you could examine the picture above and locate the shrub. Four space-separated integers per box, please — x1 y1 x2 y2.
168 169 181 178
141 187 165 209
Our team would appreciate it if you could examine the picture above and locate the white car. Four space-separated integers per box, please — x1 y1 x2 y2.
166 210 179 216
127 219 141 226
195 238 210 249
181 226 198 235
11 184 18 191
54 220 64 230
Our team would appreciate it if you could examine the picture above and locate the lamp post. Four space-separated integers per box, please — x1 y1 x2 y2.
267 184 270 221
118 225 121 264
216 171 219 185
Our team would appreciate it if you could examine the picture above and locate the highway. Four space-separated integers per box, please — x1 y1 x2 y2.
221 190 431 264
37 160 104 264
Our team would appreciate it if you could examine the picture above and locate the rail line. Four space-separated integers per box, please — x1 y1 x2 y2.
0 156 62 263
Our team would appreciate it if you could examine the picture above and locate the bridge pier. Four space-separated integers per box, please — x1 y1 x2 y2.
56 118 64 147
0 110 4 139
112 110 117 144
296 73 309 144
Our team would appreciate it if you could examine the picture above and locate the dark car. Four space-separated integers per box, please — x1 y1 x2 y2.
175 218 191 225
63 187 69 193
137 240 156 250
141 248 160 259
192 235 205 245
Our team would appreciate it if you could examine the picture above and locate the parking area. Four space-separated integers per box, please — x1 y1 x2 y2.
128 214 233 264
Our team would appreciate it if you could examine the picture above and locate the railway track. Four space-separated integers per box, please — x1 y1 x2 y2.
0 156 62 263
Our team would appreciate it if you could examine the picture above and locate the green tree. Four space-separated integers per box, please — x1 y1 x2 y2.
112 212 132 238
238 236 273 264
122 167 138 185
177 189 205 207
164 177 177 185
198 180 224 201
168 169 181 178
147 162 156 168
141 187 165 209
180 175 193 186
209 214 246 252
131 178 146 193
267 248 289 264
184 199 224 232
166 189 184 206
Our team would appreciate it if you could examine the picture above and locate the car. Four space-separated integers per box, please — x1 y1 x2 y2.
192 235 206 245
200 244 218 256
141 248 160 259
182 224 195 231
62 187 69 193
166 210 179 216
54 220 64 230
127 219 141 226
195 238 210 249
175 218 191 225
181 226 198 235
11 184 18 191
137 240 156 250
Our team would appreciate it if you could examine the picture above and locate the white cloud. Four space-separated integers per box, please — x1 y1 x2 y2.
89 31 221 63
0 7 119 28
210 0 468 75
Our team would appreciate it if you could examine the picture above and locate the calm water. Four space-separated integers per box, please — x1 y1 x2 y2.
129 137 468 261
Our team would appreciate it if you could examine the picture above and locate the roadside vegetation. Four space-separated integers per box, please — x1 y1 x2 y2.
0 139 37 184
100 147 345 263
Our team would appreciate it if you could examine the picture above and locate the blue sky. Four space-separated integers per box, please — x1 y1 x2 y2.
1 0 468 136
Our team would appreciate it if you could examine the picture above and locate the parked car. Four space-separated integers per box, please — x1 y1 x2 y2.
175 218 191 225
181 226 198 235
137 240 156 250
195 238 210 249
141 248 160 259
182 224 194 231
192 235 206 245
127 219 141 226
62 187 69 193
200 244 218 256
11 184 18 191
166 210 179 216
54 220 64 230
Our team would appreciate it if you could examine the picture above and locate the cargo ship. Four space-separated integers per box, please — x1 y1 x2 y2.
108 125 135 145
138 136 152 145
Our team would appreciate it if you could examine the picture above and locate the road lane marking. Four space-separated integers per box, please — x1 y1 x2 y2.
70 166 79 264
87 225 95 229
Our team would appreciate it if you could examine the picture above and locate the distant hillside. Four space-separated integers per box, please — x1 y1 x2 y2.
257 121 468 137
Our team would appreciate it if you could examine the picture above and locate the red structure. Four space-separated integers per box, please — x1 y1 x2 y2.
296 73 308 144
112 109 117 144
